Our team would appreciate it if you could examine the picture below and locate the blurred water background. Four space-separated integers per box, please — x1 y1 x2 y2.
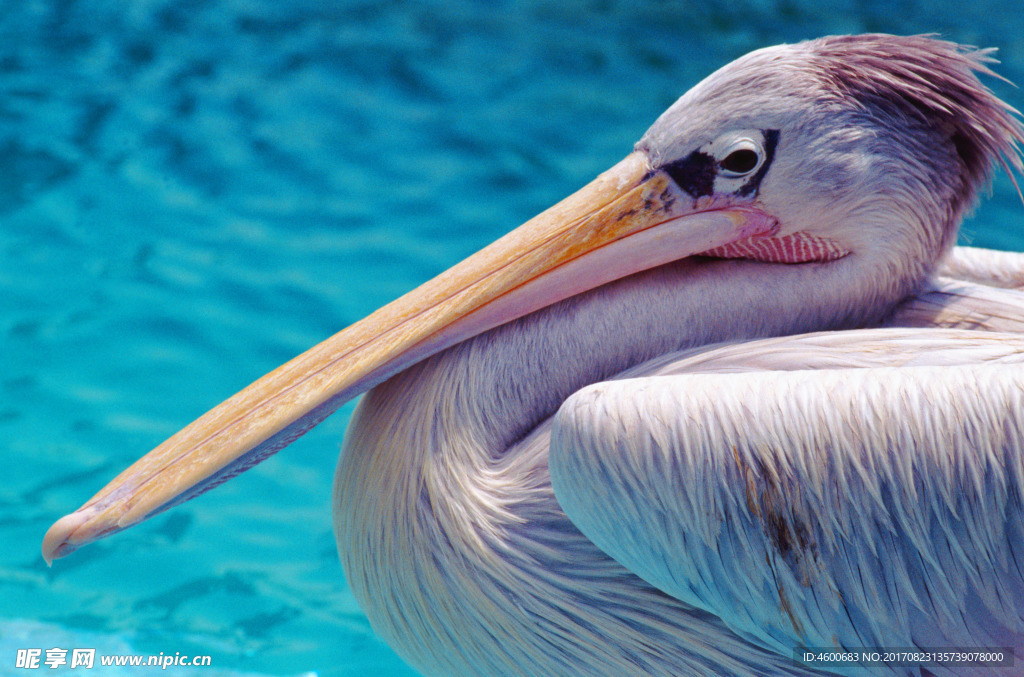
2 1 1023 675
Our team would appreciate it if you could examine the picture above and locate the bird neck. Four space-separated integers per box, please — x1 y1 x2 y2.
429 251 928 453
332 251 924 675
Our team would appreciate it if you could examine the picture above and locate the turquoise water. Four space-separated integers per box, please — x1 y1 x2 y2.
2 2 1022 676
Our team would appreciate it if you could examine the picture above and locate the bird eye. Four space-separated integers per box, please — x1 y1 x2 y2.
720 149 759 174
717 139 763 177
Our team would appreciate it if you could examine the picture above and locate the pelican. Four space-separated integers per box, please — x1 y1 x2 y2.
42 34 1024 675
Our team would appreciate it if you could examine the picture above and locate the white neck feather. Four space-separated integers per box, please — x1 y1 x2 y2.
332 249 932 676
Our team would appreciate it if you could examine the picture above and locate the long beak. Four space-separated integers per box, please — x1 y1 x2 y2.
42 151 776 563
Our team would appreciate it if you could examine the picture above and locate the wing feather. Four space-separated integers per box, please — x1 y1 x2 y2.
551 331 1024 673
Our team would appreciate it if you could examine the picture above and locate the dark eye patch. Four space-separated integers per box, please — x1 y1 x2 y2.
657 129 780 199
661 150 716 198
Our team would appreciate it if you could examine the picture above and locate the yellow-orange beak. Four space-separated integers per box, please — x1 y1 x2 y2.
42 151 776 563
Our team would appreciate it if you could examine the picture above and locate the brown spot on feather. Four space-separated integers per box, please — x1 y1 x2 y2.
734 447 819 589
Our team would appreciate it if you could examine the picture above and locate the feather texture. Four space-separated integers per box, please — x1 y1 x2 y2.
552 333 1024 676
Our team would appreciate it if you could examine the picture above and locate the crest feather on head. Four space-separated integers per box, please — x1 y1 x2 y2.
810 34 1024 199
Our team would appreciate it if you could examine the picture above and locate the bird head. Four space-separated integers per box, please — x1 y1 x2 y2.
42 34 1023 562
640 34 1022 278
